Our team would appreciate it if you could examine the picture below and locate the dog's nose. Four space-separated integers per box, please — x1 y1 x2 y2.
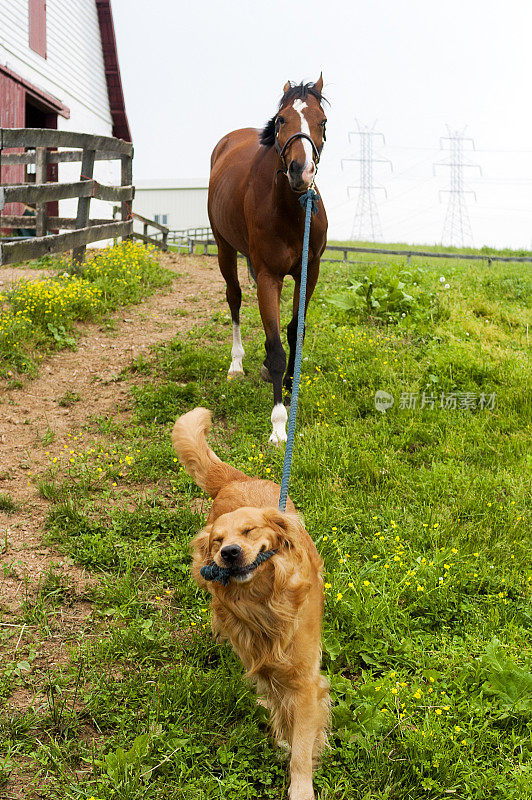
220 544 243 564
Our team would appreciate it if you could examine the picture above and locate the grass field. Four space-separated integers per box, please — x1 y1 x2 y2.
0 241 173 381
1 246 531 799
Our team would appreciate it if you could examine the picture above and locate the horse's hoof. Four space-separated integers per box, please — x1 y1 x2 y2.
268 431 287 446
260 365 273 383
227 367 244 379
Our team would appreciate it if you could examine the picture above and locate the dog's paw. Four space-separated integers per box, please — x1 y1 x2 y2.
289 786 315 800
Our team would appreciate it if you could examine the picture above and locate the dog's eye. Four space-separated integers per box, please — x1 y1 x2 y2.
241 528 253 536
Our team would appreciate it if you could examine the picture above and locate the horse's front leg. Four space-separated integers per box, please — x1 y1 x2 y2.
256 272 287 444
284 261 320 394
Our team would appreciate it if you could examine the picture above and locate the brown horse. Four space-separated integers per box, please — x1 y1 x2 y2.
208 76 328 444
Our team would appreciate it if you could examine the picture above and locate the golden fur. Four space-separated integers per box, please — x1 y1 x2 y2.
172 408 330 800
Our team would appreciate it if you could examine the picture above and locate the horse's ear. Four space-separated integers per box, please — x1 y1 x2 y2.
314 73 323 95
283 80 291 94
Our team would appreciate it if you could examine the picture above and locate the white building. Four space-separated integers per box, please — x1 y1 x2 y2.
0 0 130 227
134 179 210 232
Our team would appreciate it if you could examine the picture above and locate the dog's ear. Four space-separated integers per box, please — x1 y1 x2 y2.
190 525 212 563
263 509 302 551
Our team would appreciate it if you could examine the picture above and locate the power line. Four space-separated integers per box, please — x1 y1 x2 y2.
384 203 441 230
379 176 436 206
387 145 532 154
434 126 481 247
341 121 392 242
469 178 532 184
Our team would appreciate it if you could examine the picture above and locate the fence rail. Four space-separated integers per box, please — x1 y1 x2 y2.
0 128 132 154
159 227 213 250
0 215 113 229
324 244 532 265
1 222 132 264
0 179 133 206
171 226 212 242
0 127 134 268
174 234 532 266
0 150 128 166
130 212 168 251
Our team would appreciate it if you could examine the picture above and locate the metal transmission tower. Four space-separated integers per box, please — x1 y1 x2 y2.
435 126 481 247
342 122 392 242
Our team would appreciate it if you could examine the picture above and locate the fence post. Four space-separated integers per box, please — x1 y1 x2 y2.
0 141 3 232
35 147 47 237
188 237 193 254
162 228 168 252
72 146 96 269
121 152 133 241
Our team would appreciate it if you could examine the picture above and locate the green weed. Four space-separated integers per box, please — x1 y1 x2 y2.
0 492 19 514
57 390 81 408
2 250 530 799
0 241 173 377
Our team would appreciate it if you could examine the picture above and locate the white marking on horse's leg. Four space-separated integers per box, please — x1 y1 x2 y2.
269 403 288 445
292 99 314 179
228 322 245 377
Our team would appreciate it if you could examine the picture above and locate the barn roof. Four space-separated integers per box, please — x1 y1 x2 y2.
95 0 131 142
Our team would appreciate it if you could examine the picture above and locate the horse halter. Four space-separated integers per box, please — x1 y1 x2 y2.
275 131 322 175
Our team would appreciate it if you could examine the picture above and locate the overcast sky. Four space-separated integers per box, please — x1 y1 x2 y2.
112 0 532 249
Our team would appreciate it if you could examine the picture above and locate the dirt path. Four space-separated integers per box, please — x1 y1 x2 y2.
0 252 229 616
0 252 247 798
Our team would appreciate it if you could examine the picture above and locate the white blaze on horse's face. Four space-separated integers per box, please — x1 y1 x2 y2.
292 99 316 186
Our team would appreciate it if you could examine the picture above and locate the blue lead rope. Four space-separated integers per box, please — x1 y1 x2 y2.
278 187 318 512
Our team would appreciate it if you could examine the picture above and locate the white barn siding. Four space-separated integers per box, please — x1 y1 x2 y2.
0 0 110 122
134 183 210 231
0 0 119 224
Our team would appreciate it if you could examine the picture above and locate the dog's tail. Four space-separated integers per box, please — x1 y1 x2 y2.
171 407 248 498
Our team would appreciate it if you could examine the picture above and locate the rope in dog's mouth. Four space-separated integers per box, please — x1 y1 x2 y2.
200 549 278 586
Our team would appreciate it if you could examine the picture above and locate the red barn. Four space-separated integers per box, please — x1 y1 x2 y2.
0 0 130 226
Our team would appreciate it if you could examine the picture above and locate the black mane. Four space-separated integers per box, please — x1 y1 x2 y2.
260 81 327 148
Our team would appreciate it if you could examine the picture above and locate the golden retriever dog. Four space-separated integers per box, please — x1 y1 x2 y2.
172 408 330 800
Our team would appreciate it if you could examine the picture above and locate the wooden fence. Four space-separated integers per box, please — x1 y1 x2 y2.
147 226 212 253
324 244 532 265
130 211 168 251
171 226 212 243
177 234 532 266
0 128 134 267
